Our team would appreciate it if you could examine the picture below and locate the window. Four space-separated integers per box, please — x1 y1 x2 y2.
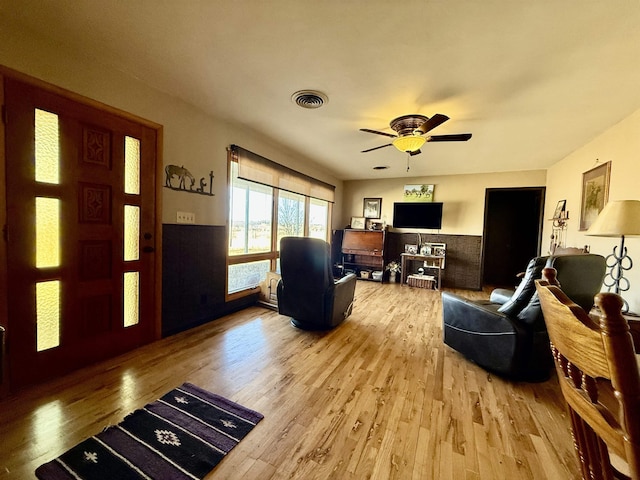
229 164 273 256
227 146 334 296
277 190 305 250
309 197 329 240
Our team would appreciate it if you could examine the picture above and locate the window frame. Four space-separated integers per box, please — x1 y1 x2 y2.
226 154 332 300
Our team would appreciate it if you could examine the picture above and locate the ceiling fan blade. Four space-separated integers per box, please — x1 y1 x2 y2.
361 143 393 153
416 114 449 134
427 133 472 142
360 128 397 139
409 149 422 156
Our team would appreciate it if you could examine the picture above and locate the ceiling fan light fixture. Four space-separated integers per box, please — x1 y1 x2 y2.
392 135 426 153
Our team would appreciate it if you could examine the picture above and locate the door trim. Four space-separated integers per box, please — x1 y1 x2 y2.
0 65 163 395
0 73 7 398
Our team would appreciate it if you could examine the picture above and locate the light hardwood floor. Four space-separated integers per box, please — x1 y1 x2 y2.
0 282 581 479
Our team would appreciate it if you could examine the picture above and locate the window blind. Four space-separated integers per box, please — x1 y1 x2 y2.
230 145 335 203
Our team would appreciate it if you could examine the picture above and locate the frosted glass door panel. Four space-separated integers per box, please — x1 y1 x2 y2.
35 109 59 184
36 281 60 351
123 272 139 327
124 205 140 261
36 197 60 268
124 136 140 195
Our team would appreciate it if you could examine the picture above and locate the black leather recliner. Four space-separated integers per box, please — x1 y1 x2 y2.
278 236 357 330
442 254 606 380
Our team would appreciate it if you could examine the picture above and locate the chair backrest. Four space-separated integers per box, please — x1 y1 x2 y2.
497 255 548 316
279 236 333 293
547 254 606 312
553 246 589 255
498 254 605 331
536 268 640 479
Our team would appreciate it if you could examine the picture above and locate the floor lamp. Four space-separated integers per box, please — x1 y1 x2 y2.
586 200 640 313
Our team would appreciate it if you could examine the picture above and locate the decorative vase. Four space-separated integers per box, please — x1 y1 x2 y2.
389 272 397 283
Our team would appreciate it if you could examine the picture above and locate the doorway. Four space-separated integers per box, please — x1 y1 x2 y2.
482 187 545 287
3 76 161 390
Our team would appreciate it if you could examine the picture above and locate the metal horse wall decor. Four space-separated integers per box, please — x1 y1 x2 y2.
164 165 215 196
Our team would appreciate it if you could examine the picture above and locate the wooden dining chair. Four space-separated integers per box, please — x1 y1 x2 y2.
536 267 640 479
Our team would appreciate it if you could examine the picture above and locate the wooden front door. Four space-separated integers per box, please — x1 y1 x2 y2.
4 78 158 389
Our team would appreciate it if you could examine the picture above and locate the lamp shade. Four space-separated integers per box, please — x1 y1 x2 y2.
586 200 640 237
392 135 426 153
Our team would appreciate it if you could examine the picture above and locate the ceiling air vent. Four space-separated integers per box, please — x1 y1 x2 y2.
291 90 328 109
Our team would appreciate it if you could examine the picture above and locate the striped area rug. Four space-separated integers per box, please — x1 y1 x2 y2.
35 383 264 480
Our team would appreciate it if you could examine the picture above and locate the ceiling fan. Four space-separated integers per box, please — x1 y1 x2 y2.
360 114 472 156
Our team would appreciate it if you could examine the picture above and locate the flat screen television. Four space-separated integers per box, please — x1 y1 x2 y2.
393 202 443 229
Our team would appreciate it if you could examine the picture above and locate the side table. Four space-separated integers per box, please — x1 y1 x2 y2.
400 253 444 290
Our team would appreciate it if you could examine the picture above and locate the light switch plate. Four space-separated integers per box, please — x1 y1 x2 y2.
176 211 195 224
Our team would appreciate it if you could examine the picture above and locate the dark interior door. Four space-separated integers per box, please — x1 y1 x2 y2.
482 187 545 287
5 78 158 389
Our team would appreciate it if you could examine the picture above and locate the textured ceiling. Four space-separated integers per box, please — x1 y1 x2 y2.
3 0 640 180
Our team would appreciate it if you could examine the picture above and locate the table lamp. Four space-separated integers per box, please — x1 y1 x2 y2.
586 199 640 312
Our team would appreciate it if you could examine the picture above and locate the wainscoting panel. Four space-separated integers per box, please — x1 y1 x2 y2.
386 232 482 290
162 224 256 336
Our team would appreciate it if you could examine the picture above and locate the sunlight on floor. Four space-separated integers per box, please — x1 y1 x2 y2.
30 399 63 458
119 369 139 413
221 317 268 366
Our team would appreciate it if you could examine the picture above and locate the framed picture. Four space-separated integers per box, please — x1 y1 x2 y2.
365 219 381 230
363 197 382 218
553 200 566 219
403 184 435 202
579 161 611 231
367 219 384 231
405 244 418 254
350 216 366 229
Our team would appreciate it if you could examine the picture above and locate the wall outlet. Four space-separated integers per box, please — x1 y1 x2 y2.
176 211 195 224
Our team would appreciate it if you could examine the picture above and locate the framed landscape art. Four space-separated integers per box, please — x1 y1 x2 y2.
403 184 434 202
579 161 611 231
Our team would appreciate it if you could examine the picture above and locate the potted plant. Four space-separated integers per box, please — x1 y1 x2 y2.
386 261 401 283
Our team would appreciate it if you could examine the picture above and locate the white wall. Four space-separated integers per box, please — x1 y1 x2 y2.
544 108 640 313
0 24 343 228
342 170 547 235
